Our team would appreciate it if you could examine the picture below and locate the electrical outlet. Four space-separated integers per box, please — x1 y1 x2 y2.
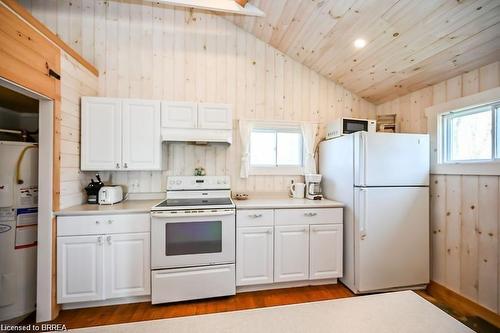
130 179 140 192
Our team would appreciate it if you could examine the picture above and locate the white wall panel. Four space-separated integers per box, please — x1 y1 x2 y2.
377 61 500 314
25 0 375 194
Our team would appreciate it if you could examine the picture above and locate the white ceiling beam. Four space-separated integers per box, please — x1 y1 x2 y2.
150 0 265 17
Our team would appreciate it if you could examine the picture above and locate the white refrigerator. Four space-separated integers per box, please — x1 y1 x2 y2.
319 132 430 294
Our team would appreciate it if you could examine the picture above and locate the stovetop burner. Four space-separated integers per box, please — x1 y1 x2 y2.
155 197 233 208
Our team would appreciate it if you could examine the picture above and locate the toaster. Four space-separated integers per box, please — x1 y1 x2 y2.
98 186 123 205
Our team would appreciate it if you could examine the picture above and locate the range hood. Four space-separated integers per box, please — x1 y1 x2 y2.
161 128 232 144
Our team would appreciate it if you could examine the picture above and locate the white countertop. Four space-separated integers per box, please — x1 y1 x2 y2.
55 199 162 216
56 194 344 216
234 194 343 209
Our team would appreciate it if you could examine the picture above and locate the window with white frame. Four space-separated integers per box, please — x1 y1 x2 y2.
249 126 304 175
440 102 500 163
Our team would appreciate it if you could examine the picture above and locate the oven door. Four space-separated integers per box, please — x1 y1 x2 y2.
151 209 235 269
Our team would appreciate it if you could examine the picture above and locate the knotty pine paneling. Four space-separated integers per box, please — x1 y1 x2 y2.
378 61 500 314
59 52 98 209
23 0 376 195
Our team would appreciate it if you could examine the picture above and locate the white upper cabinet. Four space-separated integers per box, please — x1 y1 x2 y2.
81 97 162 171
105 232 150 299
309 224 343 280
81 97 122 170
274 225 309 282
122 100 161 170
198 103 232 129
161 101 198 129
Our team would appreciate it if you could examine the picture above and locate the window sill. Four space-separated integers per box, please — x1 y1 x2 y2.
432 160 500 176
249 166 304 176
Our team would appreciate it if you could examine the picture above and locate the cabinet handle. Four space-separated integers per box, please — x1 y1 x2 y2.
124 163 128 168
304 212 317 217
116 163 120 169
249 214 263 218
107 219 113 224
95 220 100 224
97 236 103 245
107 235 112 244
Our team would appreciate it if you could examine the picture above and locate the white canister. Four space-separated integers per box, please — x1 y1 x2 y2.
290 182 305 199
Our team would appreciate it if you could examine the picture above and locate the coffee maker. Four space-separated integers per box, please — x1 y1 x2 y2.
305 174 323 200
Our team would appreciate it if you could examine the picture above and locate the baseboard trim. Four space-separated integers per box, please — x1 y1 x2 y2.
426 281 500 328
60 296 150 310
237 279 338 293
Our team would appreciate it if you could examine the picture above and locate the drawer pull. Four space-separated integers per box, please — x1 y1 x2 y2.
304 212 318 217
107 235 112 244
97 236 103 245
107 220 113 224
116 163 120 169
266 230 272 234
95 220 100 224
249 214 263 218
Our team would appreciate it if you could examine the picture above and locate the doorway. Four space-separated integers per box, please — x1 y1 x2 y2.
0 78 54 324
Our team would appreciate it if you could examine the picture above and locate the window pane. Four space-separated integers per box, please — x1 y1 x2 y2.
449 109 492 161
497 107 500 159
250 131 276 165
277 131 302 166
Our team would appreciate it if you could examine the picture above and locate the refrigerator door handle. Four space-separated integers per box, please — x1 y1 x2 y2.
358 132 366 186
359 188 367 240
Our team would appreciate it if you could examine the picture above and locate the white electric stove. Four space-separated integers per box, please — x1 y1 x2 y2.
150 176 236 304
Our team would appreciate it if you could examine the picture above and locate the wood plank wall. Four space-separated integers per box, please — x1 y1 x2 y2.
377 61 500 315
20 0 376 196
59 52 98 208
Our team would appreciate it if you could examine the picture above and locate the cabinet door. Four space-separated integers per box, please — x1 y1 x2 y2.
81 97 122 171
274 225 309 282
105 233 150 299
236 227 273 286
122 99 162 170
57 235 104 303
309 224 343 280
198 103 232 129
161 101 197 128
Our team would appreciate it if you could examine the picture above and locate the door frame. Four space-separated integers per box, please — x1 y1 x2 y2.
0 78 54 322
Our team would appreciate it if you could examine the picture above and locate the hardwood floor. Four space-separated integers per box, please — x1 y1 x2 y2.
15 283 498 332
41 284 354 330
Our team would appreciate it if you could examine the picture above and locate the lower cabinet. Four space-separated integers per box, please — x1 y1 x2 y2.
105 233 150 299
57 232 150 304
236 226 274 286
236 208 344 287
274 225 309 282
309 224 343 280
57 235 104 303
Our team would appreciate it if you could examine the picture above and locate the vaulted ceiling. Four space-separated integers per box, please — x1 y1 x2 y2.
225 0 500 104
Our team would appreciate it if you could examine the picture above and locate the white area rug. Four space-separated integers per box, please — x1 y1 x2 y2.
69 291 473 333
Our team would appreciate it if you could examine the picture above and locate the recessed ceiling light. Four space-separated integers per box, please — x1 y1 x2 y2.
354 38 367 49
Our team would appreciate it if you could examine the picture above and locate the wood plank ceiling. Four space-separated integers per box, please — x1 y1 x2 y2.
225 0 500 104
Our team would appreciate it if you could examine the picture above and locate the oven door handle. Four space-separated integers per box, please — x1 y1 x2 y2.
151 210 235 218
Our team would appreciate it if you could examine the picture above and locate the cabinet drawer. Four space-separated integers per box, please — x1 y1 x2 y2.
275 208 342 226
237 209 274 227
57 213 150 236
